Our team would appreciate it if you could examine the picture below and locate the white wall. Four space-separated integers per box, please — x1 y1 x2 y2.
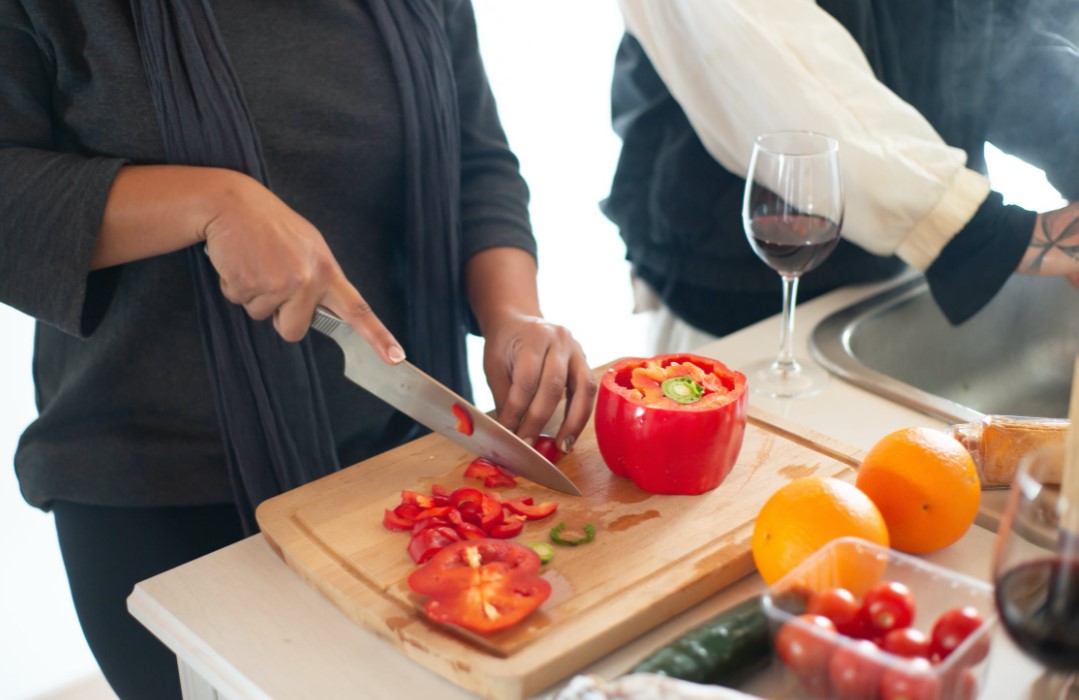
0 3 635 698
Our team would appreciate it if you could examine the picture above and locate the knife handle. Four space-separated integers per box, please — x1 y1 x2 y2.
311 306 347 337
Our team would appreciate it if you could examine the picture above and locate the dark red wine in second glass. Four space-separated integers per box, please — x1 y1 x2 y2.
995 557 1079 672
748 213 841 276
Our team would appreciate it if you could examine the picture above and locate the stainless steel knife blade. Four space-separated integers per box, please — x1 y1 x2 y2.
311 308 582 495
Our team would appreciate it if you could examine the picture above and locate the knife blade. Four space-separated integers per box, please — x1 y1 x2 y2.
311 307 582 496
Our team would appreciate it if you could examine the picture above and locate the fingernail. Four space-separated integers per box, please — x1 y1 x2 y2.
387 345 406 363
561 436 575 454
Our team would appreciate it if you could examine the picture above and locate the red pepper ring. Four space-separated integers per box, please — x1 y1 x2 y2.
594 353 748 495
407 539 550 633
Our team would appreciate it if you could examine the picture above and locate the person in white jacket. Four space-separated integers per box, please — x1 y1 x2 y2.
605 0 1079 352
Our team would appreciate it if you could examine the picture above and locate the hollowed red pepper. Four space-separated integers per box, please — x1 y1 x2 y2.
594 353 748 495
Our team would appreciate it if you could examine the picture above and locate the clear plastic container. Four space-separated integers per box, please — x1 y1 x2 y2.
761 537 997 700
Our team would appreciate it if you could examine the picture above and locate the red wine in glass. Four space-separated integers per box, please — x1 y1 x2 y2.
741 131 844 398
993 447 1079 697
747 213 841 276
995 557 1079 672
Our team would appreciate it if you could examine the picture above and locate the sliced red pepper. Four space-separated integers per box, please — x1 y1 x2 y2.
533 434 566 464
449 487 503 530
400 490 436 508
595 353 748 495
431 484 451 499
487 513 527 539
407 525 460 564
407 539 551 633
413 505 454 521
392 502 423 523
503 497 558 521
451 403 474 436
410 516 451 537
452 522 489 541
483 470 518 489
383 508 415 532
464 458 518 488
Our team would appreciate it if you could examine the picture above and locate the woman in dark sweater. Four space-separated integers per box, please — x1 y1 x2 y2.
0 1 596 697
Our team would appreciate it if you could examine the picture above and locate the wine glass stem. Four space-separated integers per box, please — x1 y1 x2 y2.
775 274 801 371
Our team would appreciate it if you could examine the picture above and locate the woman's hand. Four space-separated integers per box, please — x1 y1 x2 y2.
466 247 597 453
95 165 405 363
482 312 596 454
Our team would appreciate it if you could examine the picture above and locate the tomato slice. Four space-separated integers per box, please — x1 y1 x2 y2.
407 540 551 633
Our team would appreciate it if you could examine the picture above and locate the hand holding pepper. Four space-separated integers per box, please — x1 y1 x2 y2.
465 248 597 454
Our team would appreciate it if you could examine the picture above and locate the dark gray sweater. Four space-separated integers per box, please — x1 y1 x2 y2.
0 0 535 510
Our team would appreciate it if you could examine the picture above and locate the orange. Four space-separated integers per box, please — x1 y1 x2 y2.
856 426 980 554
752 476 889 593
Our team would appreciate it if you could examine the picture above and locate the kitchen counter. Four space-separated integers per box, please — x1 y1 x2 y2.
128 277 1046 699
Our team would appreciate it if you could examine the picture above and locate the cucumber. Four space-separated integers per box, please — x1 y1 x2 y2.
629 595 772 687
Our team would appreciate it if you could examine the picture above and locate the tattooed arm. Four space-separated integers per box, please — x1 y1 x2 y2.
1019 205 1079 285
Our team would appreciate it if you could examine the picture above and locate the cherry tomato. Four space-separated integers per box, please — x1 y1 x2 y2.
775 614 837 697
879 657 941 700
861 581 916 638
807 587 862 637
881 627 932 659
929 606 985 663
829 640 885 700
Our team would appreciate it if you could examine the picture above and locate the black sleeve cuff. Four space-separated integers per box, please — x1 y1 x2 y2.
925 190 1035 325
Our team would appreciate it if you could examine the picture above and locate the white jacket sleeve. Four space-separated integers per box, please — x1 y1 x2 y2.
617 0 991 270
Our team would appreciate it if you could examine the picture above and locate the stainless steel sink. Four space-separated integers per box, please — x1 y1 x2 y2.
810 274 1079 424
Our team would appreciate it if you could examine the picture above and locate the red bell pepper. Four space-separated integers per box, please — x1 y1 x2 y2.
451 403 474 436
407 525 460 564
503 496 558 520
594 353 748 495
464 457 518 488
407 539 551 633
532 434 566 464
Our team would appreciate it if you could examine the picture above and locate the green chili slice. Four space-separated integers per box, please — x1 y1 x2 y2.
550 522 596 547
661 376 704 404
527 542 555 564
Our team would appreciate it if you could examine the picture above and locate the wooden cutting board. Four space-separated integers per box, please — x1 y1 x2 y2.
257 404 864 700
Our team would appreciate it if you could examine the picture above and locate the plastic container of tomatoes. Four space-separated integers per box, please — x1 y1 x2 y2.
761 537 997 700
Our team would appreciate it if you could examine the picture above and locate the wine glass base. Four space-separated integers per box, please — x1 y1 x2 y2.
744 357 829 399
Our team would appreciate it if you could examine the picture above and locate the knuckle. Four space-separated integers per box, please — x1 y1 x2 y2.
542 375 567 401
513 374 541 398
340 299 375 322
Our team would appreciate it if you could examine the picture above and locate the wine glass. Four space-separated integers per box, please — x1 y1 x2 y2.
742 131 843 398
992 446 1079 698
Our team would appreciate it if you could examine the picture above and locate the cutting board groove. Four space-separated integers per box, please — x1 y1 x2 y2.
257 404 864 699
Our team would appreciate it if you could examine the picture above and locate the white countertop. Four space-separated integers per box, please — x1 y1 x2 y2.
128 277 1047 700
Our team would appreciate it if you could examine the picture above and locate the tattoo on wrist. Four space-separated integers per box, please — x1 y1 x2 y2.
1026 209 1079 272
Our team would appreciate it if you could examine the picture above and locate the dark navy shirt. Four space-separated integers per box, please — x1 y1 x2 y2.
0 0 535 509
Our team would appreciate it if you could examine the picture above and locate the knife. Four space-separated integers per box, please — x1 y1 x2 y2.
311 307 582 496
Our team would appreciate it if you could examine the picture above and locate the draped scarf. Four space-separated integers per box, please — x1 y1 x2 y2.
129 0 469 534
